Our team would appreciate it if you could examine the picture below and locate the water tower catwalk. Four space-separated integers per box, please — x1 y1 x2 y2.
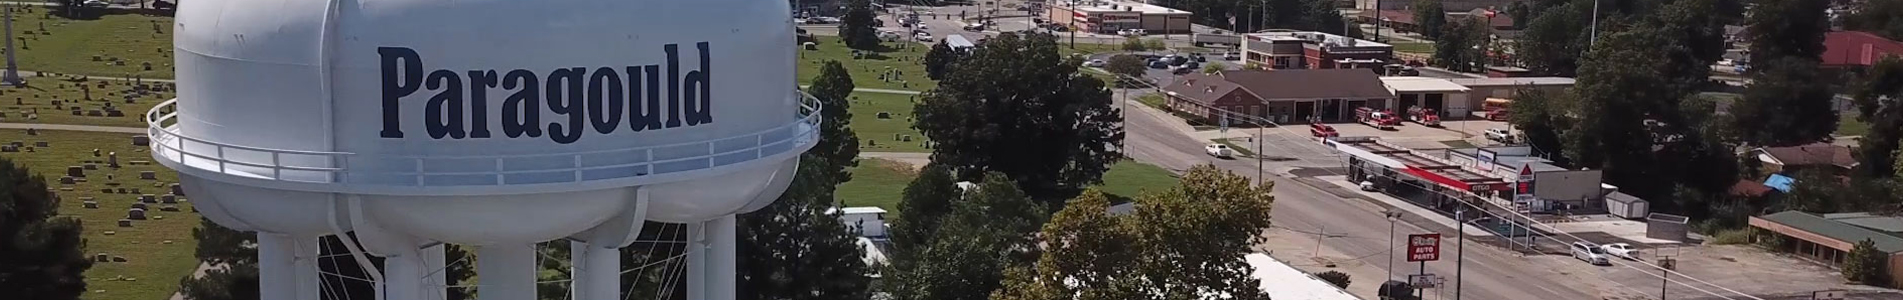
147 0 817 299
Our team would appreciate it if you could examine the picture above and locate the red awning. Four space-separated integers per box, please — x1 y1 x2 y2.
1403 166 1508 193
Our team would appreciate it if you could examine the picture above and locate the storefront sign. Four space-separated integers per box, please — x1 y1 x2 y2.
1407 233 1441 262
1513 164 1536 203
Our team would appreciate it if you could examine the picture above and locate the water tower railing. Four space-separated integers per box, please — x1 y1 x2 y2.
145 90 821 188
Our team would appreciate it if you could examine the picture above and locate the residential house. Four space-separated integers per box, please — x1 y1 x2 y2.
1751 143 1858 175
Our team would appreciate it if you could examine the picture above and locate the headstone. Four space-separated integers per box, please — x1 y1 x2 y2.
139 171 155 180
126 208 146 220
139 194 155 203
83 163 97 170
130 203 146 210
170 183 182 196
24 128 35 135
116 187 127 194
132 135 150 146
58 176 74 184
108 153 119 168
159 205 179 212
130 188 140 194
66 166 83 177
33 141 46 147
92 149 100 156
86 110 102 117
103 231 115 236
82 201 97 209
111 256 127 263
105 110 124 117
94 253 109 262
159 194 176 204
1 145 18 152
116 219 132 227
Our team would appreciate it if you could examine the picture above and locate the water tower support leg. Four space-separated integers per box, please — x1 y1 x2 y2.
706 215 737 300
572 240 620 300
384 248 426 300
478 243 538 300
422 245 446 300
259 233 320 300
686 222 707 300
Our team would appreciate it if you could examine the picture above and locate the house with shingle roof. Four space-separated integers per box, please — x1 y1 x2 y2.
1160 69 1396 124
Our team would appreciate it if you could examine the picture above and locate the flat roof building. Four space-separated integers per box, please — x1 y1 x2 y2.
1046 1 1191 34
1241 31 1394 71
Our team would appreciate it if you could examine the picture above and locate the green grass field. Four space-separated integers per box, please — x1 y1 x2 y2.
0 129 195 300
10 9 176 78
797 37 936 91
1839 113 1869 137
835 158 1181 212
1392 42 1435 54
0 78 171 127
847 92 930 153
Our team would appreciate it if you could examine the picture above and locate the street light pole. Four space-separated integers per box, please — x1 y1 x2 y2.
1385 210 1402 283
1588 0 1600 48
1455 209 1465 300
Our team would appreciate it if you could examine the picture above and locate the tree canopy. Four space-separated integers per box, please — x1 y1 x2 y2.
0 158 92 300
1745 0 1830 66
1413 0 1449 39
883 174 1045 300
1432 17 1490 72
912 32 1124 204
924 41 960 81
838 0 881 50
805 61 862 182
1731 57 1837 146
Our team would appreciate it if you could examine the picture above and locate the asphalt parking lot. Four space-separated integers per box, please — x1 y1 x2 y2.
1521 244 1895 300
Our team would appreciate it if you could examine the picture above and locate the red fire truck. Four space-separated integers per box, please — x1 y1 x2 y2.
1406 106 1442 127
1355 107 1399 130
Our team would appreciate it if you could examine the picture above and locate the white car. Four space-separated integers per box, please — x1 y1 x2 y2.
1204 144 1233 158
1570 242 1612 265
914 33 934 42
1118 28 1147 36
1485 128 1515 144
82 0 109 7
1083 59 1107 67
1600 243 1640 260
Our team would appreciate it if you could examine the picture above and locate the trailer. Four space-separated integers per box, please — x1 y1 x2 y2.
1406 106 1442 127
1191 32 1242 48
1355 107 1399 130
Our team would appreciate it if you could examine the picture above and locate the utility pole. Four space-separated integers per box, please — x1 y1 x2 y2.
1385 210 1403 283
1588 0 1600 48
1455 208 1465 300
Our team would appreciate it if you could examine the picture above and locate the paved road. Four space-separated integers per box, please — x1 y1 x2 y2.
1113 88 1600 300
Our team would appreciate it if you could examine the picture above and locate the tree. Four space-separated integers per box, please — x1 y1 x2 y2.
1414 0 1449 39
805 61 862 182
0 158 92 300
1855 57 1903 178
1745 0 1830 66
1732 57 1837 146
179 264 260 300
178 218 260 300
988 165 1274 300
912 32 1124 204
1508 87 1573 164
1844 0 1903 41
1514 0 1591 76
1432 17 1489 72
889 164 959 255
1202 63 1226 74
1844 239 1888 286
1506 1 1532 30
737 157 873 300
924 42 959 80
838 0 880 50
1122 37 1150 51
883 174 1043 300
1314 271 1352 289
1105 54 1148 84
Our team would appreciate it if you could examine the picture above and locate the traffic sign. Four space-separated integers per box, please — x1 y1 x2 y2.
1407 233 1441 262
1409 274 1440 288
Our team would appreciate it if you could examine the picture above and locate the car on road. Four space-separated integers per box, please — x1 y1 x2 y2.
914 33 934 42
1204 144 1234 158
815 17 842 23
1148 60 1168 69
1223 52 1241 60
1171 66 1194 74
1083 59 1107 67
1571 242 1612 265
1600 243 1640 260
1118 29 1147 36
963 23 985 31
1485 128 1515 144
82 0 110 8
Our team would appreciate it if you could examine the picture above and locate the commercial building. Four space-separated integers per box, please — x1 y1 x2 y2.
1161 69 1396 123
1823 31 1903 71
1045 1 1192 34
1382 76 1472 117
1444 77 1575 118
1750 211 1903 287
1241 31 1394 70
1441 146 1609 213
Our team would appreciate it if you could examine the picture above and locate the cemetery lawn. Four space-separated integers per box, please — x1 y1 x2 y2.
847 92 929 153
0 129 196 300
797 36 935 91
833 159 1180 212
11 9 177 78
0 78 172 127
835 158 916 210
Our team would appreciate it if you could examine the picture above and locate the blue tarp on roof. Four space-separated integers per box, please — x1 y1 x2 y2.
1765 174 1795 192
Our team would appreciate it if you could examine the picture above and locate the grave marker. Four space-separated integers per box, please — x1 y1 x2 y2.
126 208 145 220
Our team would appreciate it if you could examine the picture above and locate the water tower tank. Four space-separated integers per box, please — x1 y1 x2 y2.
149 0 816 299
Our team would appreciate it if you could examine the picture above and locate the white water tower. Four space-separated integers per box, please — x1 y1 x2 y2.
149 0 816 299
